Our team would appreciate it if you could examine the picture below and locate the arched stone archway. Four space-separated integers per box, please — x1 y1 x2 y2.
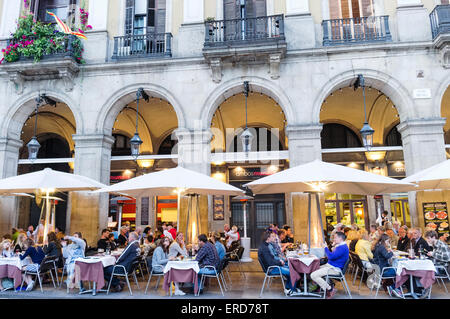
201 76 296 130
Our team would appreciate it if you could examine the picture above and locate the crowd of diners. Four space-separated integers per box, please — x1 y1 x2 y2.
257 213 450 299
0 215 448 297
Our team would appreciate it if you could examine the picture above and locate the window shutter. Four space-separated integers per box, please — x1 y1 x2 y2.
125 0 136 35
361 0 373 17
329 0 341 19
156 0 166 34
351 0 360 18
223 0 240 20
341 0 350 19
442 0 449 5
252 0 267 18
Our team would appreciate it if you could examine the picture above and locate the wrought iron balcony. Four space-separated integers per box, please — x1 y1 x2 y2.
204 14 285 47
322 16 392 46
430 5 450 41
112 33 172 59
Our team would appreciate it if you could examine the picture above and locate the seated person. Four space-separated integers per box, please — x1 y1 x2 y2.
425 230 450 271
411 228 432 255
277 229 292 253
107 233 117 251
168 232 188 259
396 227 410 252
310 232 349 299
97 229 110 251
43 232 63 267
355 229 373 271
282 225 294 244
196 234 221 292
103 232 141 293
117 226 128 247
19 238 46 291
151 237 174 274
62 232 86 290
372 234 402 298
0 239 13 258
209 232 226 261
258 231 294 295
225 226 239 251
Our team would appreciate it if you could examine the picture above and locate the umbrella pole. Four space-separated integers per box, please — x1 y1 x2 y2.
177 191 181 231
195 194 200 241
315 192 326 248
43 190 50 245
118 204 123 229
243 201 247 239
307 192 311 252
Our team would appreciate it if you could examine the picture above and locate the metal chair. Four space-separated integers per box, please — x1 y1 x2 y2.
196 263 226 296
323 258 352 299
258 256 288 298
350 252 374 291
228 246 246 278
20 256 58 293
435 265 449 293
221 257 232 289
373 266 404 298
144 261 165 294
106 258 141 296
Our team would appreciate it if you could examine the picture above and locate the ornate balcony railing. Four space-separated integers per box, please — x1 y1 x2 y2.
430 5 450 40
204 15 285 47
322 16 392 46
112 33 172 59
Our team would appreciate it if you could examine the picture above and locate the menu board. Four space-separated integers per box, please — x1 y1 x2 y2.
423 202 449 241
213 195 225 220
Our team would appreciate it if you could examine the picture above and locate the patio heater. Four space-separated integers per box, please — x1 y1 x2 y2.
240 81 254 156
27 94 57 161
185 194 201 246
232 188 254 262
354 74 374 151
130 88 149 160
305 189 327 258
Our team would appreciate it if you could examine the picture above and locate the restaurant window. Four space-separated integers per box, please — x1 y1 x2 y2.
325 193 368 230
385 125 402 146
329 0 374 19
321 123 362 149
32 0 76 23
223 0 267 20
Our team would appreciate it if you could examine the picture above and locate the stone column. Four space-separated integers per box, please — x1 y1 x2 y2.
84 0 109 63
396 0 431 42
284 0 316 50
398 118 446 227
70 134 114 246
174 128 212 239
0 138 22 235
286 124 323 242
175 0 205 58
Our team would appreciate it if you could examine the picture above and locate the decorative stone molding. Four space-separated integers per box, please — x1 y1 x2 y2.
1 57 79 94
442 45 450 69
269 53 282 79
210 58 222 83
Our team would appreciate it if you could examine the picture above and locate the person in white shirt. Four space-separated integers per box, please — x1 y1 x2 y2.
226 226 239 249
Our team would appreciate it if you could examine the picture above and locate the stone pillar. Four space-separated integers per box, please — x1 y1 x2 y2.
0 0 22 39
286 124 323 241
84 0 109 63
284 0 316 50
175 0 205 58
174 128 212 238
0 138 22 235
70 134 114 246
398 118 446 227
396 1 431 42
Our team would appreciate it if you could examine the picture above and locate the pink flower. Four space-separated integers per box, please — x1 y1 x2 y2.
78 29 84 34
22 35 26 39
86 25 93 30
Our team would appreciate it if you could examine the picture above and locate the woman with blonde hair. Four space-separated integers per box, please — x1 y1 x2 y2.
346 230 360 252
13 233 27 253
0 239 14 258
355 229 373 270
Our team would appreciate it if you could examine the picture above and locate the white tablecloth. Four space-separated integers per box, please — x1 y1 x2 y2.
0 256 32 269
287 255 318 267
163 260 199 274
395 259 437 276
75 256 116 268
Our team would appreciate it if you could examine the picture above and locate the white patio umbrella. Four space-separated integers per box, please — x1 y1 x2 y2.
246 160 416 254
95 166 244 244
0 167 108 244
402 159 450 190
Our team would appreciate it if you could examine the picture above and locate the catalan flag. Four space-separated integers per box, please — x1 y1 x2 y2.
47 11 88 40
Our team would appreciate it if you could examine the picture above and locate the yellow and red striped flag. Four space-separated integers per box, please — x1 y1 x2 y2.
47 11 87 40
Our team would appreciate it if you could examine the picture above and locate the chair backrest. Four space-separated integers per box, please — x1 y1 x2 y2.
218 257 227 273
237 246 245 259
40 255 57 272
351 252 364 269
342 256 351 275
129 257 141 273
257 256 268 273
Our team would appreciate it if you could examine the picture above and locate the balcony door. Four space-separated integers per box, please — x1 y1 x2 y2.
31 0 77 23
223 0 267 41
329 0 375 41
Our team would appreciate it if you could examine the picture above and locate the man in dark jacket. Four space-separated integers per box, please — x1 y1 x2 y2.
396 227 410 252
104 232 141 292
258 231 294 294
411 228 432 255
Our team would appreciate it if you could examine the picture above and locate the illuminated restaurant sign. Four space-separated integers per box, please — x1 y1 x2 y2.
229 166 278 181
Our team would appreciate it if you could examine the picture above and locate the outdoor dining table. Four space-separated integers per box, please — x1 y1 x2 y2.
74 255 116 296
0 256 31 290
286 251 321 297
393 257 436 299
163 258 199 296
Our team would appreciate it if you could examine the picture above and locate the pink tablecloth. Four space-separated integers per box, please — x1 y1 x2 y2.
0 264 22 289
163 269 198 294
288 258 320 285
75 261 106 289
395 269 436 289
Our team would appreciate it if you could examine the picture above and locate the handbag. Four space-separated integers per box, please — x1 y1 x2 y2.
1 278 14 290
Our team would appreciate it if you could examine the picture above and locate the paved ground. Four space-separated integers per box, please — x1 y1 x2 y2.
1 252 448 300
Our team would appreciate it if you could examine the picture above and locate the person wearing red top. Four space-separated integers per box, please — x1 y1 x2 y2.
168 224 177 240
